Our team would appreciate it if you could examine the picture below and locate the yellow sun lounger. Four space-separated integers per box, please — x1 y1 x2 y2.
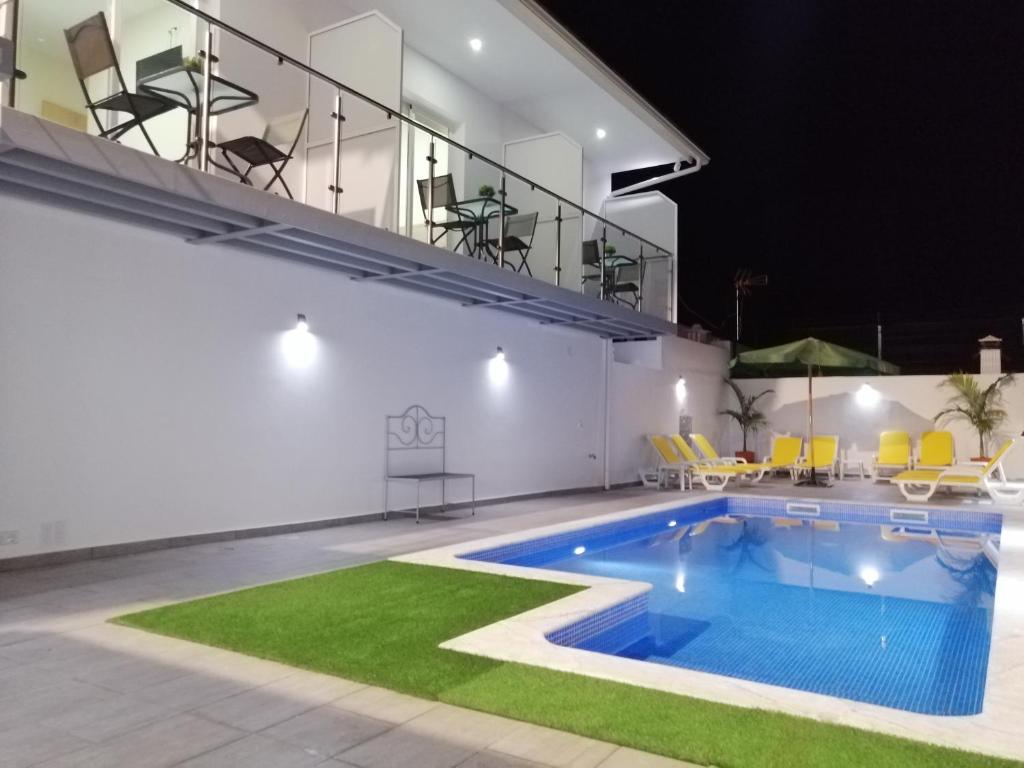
668 435 752 491
891 439 1022 503
650 435 690 490
748 436 804 482
871 431 911 478
916 430 956 470
792 436 839 482
673 434 800 490
689 433 745 464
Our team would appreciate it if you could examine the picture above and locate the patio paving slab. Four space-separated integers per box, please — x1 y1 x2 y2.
3 486 1002 768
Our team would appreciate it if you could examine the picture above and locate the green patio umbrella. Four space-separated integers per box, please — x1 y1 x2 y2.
729 338 898 486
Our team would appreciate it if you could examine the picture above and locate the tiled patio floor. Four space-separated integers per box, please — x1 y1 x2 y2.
1 488 707 768
0 480 1016 767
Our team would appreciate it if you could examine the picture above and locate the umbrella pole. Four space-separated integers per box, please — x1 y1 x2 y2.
808 363 816 484
796 363 830 487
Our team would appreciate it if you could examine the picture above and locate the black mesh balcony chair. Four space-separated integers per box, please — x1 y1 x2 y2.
609 260 643 308
486 212 538 275
64 12 175 156
416 174 476 252
581 239 602 289
212 109 309 199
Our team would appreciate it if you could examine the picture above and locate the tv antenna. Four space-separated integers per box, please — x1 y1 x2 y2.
734 269 768 343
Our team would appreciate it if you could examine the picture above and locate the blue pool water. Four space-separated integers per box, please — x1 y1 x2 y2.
461 497 1002 715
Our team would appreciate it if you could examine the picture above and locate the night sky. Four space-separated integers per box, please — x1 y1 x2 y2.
539 1 1024 373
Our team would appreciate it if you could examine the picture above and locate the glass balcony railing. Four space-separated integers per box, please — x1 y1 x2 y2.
5 0 678 323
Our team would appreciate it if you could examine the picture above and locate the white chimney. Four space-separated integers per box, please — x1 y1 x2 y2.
979 335 1002 375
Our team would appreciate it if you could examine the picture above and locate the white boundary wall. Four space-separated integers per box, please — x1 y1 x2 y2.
730 375 1024 479
0 194 727 558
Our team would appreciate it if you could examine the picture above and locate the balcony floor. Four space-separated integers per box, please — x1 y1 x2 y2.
0 108 678 342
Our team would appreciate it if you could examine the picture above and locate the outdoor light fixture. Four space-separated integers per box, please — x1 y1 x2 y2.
488 346 509 385
282 313 316 368
595 127 607 139
469 38 482 52
859 565 880 587
675 376 687 402
855 383 881 408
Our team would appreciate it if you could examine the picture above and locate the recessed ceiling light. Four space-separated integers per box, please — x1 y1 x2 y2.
469 38 483 53
595 128 607 139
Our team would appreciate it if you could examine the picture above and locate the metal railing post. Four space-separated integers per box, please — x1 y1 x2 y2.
637 245 644 313
554 204 562 287
199 23 214 172
669 252 675 322
159 1 678 269
426 137 435 242
498 173 506 268
329 90 344 214
599 226 607 300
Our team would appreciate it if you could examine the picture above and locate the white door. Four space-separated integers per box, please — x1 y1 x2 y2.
306 12 402 229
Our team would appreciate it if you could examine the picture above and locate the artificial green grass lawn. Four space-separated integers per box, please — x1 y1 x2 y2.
117 561 1020 768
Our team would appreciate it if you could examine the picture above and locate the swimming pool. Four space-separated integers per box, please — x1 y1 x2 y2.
461 497 1002 716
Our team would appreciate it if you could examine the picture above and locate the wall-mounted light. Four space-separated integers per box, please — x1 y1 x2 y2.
675 376 687 402
855 383 881 408
595 127 607 140
859 565 880 588
282 313 316 368
469 37 483 53
488 345 509 385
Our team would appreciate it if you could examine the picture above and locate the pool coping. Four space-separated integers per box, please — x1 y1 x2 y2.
393 492 1024 761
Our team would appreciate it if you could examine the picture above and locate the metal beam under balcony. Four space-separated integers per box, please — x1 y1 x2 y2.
0 107 678 342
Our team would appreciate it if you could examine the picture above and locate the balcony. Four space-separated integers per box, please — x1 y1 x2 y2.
0 0 708 341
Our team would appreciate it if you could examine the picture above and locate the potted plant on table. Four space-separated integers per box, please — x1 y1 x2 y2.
603 243 617 257
934 372 1015 461
720 378 773 463
478 184 495 199
182 55 204 73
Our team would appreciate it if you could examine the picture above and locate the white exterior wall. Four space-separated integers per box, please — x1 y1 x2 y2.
0 194 725 559
731 375 1024 479
609 337 730 485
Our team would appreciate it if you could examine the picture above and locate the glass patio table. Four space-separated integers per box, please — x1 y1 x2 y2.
446 196 518 262
138 66 259 165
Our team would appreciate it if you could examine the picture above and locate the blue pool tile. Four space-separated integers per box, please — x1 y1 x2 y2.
466 496 1002 716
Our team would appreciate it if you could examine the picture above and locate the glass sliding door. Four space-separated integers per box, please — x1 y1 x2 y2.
399 104 450 244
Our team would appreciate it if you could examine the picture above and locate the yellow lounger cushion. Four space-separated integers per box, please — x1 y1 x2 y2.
893 469 980 486
698 464 754 475
877 431 911 466
690 434 724 460
919 430 955 467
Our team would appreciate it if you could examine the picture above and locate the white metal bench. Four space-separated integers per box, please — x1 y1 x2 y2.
383 405 475 523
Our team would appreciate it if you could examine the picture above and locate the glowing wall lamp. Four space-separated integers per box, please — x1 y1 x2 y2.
859 565 880 588
488 346 509 385
855 383 881 408
282 313 317 368
675 376 687 403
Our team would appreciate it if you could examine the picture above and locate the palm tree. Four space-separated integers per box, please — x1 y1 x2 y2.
720 378 773 453
934 372 1015 457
